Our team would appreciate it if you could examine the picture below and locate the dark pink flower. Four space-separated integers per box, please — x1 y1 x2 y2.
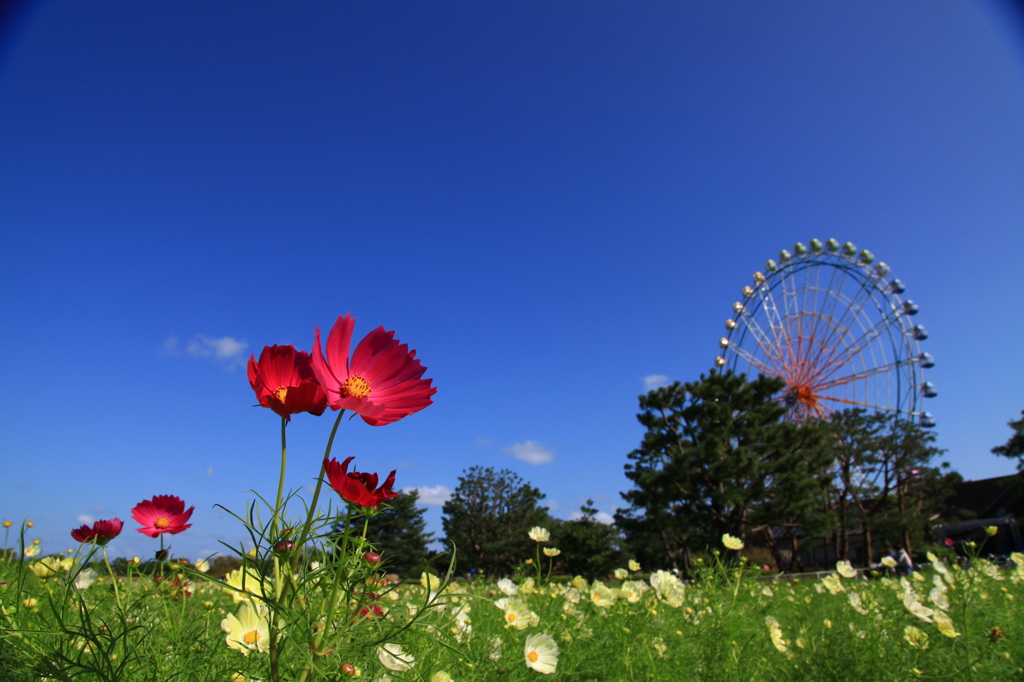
324 456 399 508
311 314 435 426
131 495 194 538
248 345 328 420
70 518 124 545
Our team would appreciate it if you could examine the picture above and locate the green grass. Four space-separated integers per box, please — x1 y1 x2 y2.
3 550 1022 681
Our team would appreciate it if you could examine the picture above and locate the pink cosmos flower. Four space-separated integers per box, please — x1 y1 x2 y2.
248 345 328 420
311 314 436 426
131 495 194 537
70 518 124 545
324 456 399 508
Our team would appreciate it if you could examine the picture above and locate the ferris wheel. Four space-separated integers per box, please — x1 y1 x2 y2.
714 238 936 427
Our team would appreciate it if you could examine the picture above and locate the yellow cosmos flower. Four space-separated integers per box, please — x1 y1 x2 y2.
223 567 267 603
2 520 10 528
933 611 960 638
985 526 998 536
220 603 270 656
420 572 441 591
543 547 561 557
903 625 929 649
590 582 616 607
722 534 744 551
628 559 641 572
613 568 628 580
1010 552 1024 566
821 574 844 594
524 633 559 674
195 558 210 573
881 556 897 568
431 672 453 682
23 544 40 558
835 560 857 579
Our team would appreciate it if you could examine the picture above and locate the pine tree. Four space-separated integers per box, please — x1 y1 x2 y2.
442 467 553 576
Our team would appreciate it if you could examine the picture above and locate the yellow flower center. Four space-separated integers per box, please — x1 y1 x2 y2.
273 386 288 403
341 375 372 400
528 651 539 663
244 629 261 644
507 613 517 623
154 517 170 529
593 593 601 600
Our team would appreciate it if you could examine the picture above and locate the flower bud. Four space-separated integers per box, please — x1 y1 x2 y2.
363 551 381 565
276 540 296 554
341 662 356 677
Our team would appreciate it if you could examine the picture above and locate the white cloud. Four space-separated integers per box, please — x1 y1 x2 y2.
546 500 560 511
403 485 452 506
475 438 493 446
643 374 670 391
568 510 615 525
206 466 215 478
161 336 181 356
76 514 94 524
503 440 555 465
186 335 248 361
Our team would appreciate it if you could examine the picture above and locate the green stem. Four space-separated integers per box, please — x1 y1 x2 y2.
269 416 288 682
102 547 122 613
292 410 344 563
535 544 542 584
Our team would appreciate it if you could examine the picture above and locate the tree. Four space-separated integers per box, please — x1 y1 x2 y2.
992 411 1024 467
442 467 553 576
617 371 832 574
823 409 955 563
553 501 625 580
335 490 434 578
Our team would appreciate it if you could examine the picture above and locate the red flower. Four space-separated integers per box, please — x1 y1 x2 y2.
248 345 328 420
131 495 194 538
944 538 954 548
324 456 399 508
311 314 436 426
70 518 124 545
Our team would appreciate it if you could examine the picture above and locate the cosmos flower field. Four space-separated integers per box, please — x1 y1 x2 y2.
2 536 1023 681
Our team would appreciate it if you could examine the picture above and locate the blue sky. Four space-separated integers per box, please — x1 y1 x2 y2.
2 1 1023 561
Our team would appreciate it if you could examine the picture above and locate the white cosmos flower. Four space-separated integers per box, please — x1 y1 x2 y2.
497 578 518 596
524 633 559 674
74 568 98 590
528 527 550 543
377 643 415 671
501 600 537 629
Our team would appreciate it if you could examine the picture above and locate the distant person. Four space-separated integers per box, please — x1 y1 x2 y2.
896 547 913 576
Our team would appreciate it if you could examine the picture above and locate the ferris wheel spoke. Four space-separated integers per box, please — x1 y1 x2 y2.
819 305 901 377
816 395 912 414
728 341 781 378
813 359 909 388
753 279 787 353
736 308 783 365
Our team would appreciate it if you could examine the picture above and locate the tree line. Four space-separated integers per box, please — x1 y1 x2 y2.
350 371 1022 579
